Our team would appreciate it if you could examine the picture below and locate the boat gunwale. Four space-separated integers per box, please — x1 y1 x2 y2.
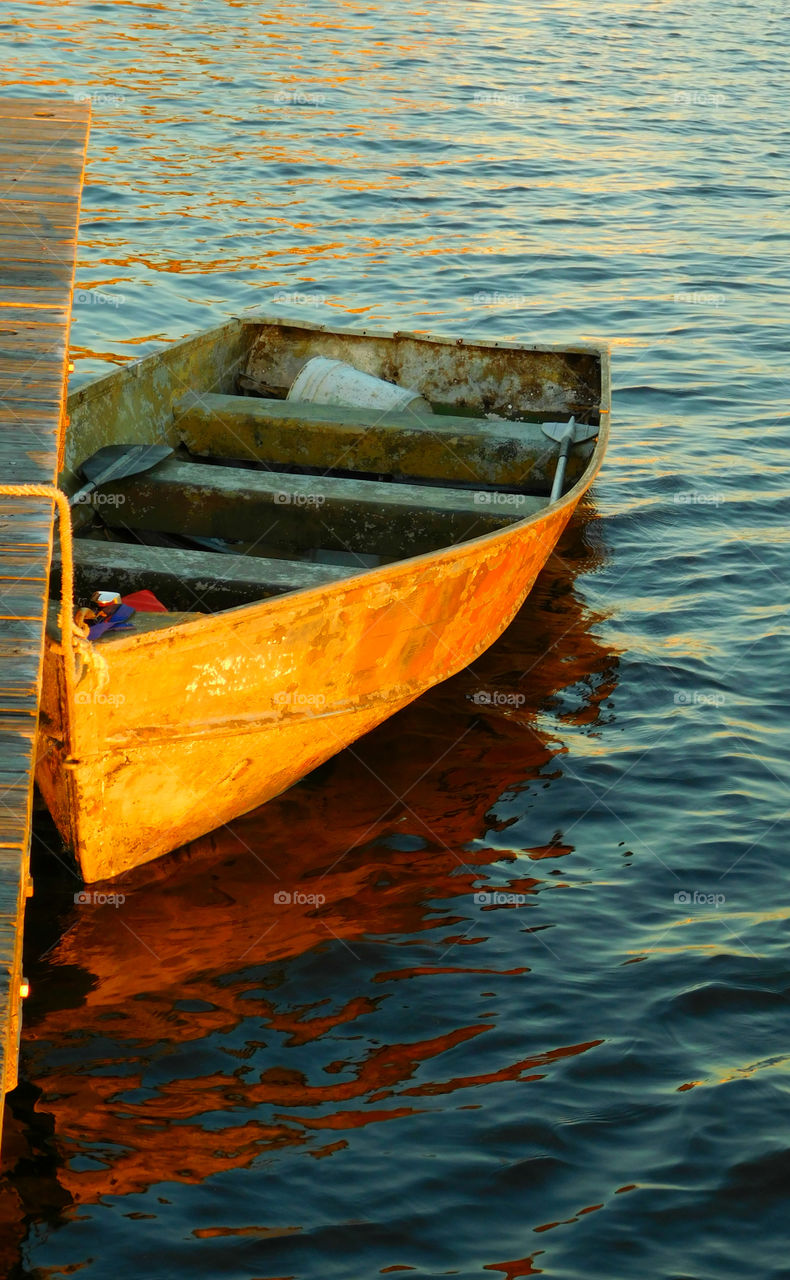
61 316 610 658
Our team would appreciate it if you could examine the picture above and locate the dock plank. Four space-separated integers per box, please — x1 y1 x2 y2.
0 97 89 1137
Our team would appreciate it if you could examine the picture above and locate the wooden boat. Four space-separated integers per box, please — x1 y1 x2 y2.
35 315 610 882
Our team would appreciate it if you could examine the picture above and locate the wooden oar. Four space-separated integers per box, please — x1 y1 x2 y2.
69 444 174 508
541 418 598 502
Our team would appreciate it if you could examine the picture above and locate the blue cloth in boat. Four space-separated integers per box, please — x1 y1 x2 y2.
87 603 136 641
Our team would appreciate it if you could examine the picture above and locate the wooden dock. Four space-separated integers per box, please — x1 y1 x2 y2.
0 98 89 1144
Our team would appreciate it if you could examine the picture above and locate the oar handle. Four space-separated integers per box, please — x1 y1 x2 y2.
69 478 97 508
549 438 571 503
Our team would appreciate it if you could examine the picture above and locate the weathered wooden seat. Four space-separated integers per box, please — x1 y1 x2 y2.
50 538 360 613
92 458 541 558
174 392 591 494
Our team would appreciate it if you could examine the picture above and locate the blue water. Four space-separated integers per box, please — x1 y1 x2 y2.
2 1 790 1276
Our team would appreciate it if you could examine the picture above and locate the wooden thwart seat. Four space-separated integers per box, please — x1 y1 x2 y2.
175 392 593 494
51 538 360 613
93 458 541 558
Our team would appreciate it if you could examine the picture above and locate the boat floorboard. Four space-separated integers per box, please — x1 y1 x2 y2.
0 97 89 1140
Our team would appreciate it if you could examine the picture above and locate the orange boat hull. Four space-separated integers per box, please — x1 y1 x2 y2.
36 501 575 882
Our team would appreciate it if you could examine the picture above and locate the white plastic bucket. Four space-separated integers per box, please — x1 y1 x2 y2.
287 356 432 416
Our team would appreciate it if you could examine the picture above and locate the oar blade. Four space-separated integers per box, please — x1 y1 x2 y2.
80 444 173 485
540 418 598 445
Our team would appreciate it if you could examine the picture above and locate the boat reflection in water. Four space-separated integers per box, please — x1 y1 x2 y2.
0 508 617 1269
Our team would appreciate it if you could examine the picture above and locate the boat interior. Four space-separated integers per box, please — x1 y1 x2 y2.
50 319 605 637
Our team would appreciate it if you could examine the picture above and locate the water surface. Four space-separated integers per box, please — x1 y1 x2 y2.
1 2 789 1277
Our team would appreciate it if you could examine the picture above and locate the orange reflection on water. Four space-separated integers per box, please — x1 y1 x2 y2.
1 523 617 1238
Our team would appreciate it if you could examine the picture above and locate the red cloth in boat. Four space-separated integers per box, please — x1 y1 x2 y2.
121 589 168 613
